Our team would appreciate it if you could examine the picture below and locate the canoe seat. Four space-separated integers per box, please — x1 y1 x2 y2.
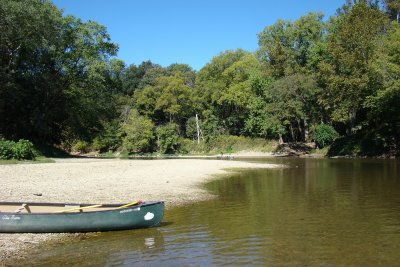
15 203 31 213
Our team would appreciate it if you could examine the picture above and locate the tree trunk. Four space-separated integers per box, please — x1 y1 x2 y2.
297 119 303 141
196 114 201 144
349 111 357 134
290 123 295 142
304 119 309 141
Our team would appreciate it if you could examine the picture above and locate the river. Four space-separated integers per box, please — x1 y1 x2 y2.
15 158 400 266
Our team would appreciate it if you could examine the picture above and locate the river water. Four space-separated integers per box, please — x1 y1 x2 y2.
16 158 400 266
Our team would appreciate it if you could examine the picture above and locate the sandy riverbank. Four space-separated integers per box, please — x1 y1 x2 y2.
0 158 280 263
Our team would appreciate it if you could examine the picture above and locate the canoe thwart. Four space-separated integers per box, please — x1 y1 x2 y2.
14 203 31 214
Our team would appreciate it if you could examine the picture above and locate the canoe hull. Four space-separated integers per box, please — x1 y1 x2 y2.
0 201 164 233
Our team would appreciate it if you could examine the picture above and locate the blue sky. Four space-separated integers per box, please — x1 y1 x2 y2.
53 0 345 70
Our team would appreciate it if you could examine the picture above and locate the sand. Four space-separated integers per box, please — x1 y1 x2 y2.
0 158 279 263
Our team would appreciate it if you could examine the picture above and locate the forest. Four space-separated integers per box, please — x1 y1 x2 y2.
1 0 399 158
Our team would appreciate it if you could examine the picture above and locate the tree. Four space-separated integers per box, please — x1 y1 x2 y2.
121 60 159 96
257 13 326 77
134 71 194 129
244 96 285 140
364 22 400 153
155 123 180 154
292 13 326 70
0 0 65 141
106 59 125 95
314 123 338 148
0 0 119 145
185 117 198 140
122 109 154 153
137 65 168 90
155 74 194 124
317 3 388 133
383 0 400 22
267 74 320 142
195 49 260 135
257 19 294 77
166 63 196 88
92 120 122 152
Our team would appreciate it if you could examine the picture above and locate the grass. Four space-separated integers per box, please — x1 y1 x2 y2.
0 156 55 165
184 136 278 155
93 136 278 158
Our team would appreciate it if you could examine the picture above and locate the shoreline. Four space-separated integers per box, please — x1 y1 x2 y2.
0 158 280 263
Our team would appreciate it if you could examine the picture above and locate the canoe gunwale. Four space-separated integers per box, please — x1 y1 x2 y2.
0 201 164 215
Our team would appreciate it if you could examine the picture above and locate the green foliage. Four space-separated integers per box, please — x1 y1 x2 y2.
195 49 260 135
0 140 15 160
199 111 225 143
255 13 326 142
363 22 400 154
122 109 155 154
317 2 388 128
176 138 190 154
72 140 91 153
155 123 180 154
92 120 122 152
121 61 159 95
0 139 36 160
327 132 392 157
257 74 319 142
13 140 36 160
314 124 339 148
134 70 194 129
184 135 277 155
244 96 285 139
185 117 198 140
0 0 118 144
1 0 398 158
257 12 326 77
382 0 400 21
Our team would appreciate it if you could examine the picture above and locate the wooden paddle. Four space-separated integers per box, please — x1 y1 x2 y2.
117 200 142 209
55 200 142 213
55 204 102 213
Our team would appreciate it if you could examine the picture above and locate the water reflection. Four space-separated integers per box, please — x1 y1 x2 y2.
15 228 166 267
16 158 400 266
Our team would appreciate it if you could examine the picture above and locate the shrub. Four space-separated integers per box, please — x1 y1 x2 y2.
122 110 155 153
0 139 36 160
177 137 190 154
72 140 91 153
92 120 122 152
0 139 15 160
156 123 180 154
201 113 223 143
185 117 198 140
12 139 36 160
314 124 339 148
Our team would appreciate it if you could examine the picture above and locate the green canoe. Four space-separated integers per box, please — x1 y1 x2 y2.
0 201 164 233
